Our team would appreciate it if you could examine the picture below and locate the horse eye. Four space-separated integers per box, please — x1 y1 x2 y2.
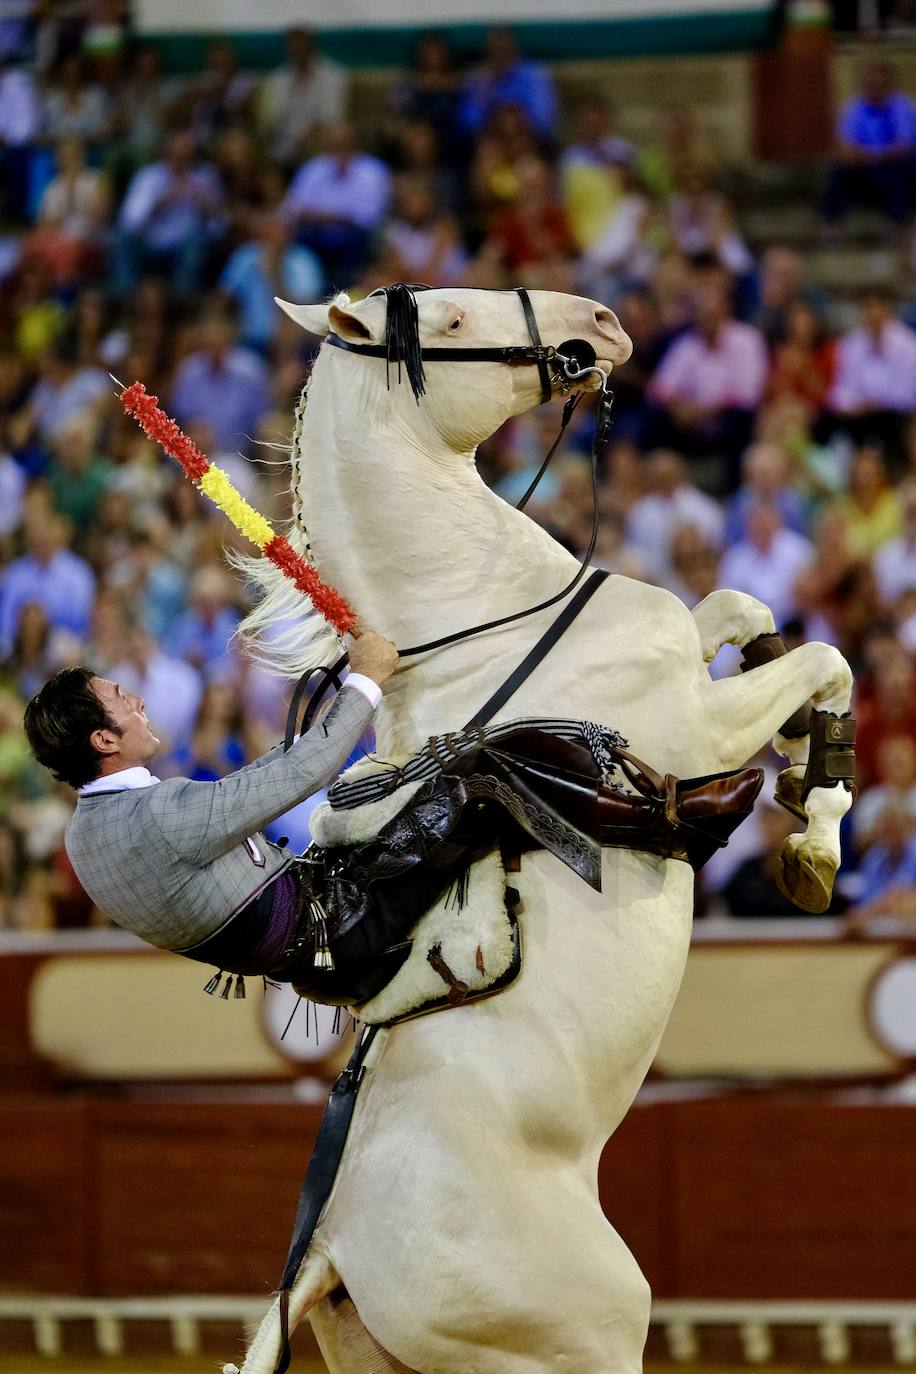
449 316 463 330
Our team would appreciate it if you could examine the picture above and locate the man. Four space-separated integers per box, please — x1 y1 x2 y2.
647 269 768 488
827 287 916 463
823 59 915 230
23 630 398 987
113 129 225 297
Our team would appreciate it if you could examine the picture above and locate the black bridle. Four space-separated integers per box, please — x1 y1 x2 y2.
321 284 615 659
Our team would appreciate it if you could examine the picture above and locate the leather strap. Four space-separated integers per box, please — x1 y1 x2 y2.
283 652 349 753
516 285 553 405
272 1025 380 1374
740 631 812 739
465 569 609 730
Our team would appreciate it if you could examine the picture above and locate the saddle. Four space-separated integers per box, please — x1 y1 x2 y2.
281 726 762 1007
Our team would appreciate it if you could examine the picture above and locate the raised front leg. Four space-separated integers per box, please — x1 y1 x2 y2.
692 589 776 664
704 641 854 913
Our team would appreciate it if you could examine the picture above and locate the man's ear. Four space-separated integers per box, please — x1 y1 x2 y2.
90 728 119 757
274 298 333 337
327 295 388 345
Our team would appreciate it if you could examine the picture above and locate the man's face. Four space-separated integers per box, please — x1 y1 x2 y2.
90 678 160 768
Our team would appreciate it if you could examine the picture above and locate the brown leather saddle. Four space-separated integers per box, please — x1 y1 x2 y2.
281 726 762 1006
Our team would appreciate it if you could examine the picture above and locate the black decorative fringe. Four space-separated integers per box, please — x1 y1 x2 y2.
219 974 233 1000
234 974 246 999
203 970 222 995
384 283 426 403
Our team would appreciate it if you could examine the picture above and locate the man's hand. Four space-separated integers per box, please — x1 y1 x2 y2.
348 628 399 686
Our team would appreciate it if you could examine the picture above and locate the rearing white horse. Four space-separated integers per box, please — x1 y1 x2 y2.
233 287 853 1374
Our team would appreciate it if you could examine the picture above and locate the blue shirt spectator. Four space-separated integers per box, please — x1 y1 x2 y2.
855 811 916 909
0 512 95 654
170 312 271 456
458 27 556 140
219 217 322 353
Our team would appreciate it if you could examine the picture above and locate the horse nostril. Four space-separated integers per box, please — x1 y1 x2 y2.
594 306 619 337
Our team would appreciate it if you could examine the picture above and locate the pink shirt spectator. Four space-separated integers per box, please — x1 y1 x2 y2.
828 319 916 415
649 321 768 411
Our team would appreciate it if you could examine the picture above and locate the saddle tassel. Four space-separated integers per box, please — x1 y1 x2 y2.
234 974 246 999
219 974 234 1000
203 970 222 995
311 900 335 970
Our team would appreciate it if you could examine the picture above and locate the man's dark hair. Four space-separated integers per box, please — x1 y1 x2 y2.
23 667 121 790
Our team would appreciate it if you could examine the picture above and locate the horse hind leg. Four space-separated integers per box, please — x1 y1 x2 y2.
311 1287 419 1374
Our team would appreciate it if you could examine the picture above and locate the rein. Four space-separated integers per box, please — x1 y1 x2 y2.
324 284 615 659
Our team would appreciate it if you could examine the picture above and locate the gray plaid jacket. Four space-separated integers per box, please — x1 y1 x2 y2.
65 685 374 951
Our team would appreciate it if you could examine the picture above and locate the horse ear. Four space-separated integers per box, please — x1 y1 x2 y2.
327 296 387 346
274 298 332 337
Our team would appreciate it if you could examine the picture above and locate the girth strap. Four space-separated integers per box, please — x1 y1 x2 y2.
272 1024 380 1374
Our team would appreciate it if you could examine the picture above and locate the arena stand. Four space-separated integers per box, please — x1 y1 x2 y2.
2 0 916 1365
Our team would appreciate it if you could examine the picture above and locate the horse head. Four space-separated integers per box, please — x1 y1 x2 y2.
276 286 632 451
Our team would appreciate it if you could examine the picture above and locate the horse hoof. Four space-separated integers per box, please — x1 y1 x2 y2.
774 766 806 821
776 836 837 914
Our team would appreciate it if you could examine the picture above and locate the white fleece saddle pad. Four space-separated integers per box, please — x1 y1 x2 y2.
309 769 517 1025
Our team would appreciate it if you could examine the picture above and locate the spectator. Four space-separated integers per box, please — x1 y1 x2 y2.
5 601 55 699
172 678 247 782
0 437 26 541
767 298 836 412
827 288 916 462
281 122 391 285
20 331 109 446
753 246 805 345
626 449 723 582
387 32 461 162
831 442 902 559
114 129 225 297
0 60 41 219
170 308 270 456
561 97 635 176
823 59 915 230
109 44 176 172
480 157 574 282
468 101 543 215
374 175 467 288
718 502 814 629
46 409 112 536
109 626 203 768
724 442 807 547
167 565 240 677
258 26 347 171
854 734 916 854
579 165 654 303
638 106 719 203
873 478 916 605
42 51 112 147
190 39 256 150
0 508 95 654
667 163 753 278
721 800 814 917
219 213 322 353
853 804 916 912
648 272 768 483
458 27 556 141
26 136 110 285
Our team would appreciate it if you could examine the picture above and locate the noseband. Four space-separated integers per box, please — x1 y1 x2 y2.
322 284 615 658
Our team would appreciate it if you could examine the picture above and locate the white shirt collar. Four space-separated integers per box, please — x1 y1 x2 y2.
79 766 160 796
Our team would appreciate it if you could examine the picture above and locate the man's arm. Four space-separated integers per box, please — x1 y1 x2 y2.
149 684 376 865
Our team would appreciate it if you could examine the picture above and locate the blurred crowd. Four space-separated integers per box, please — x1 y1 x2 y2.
1 3 916 930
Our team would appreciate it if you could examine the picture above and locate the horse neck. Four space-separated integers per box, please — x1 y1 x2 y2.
296 356 576 750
